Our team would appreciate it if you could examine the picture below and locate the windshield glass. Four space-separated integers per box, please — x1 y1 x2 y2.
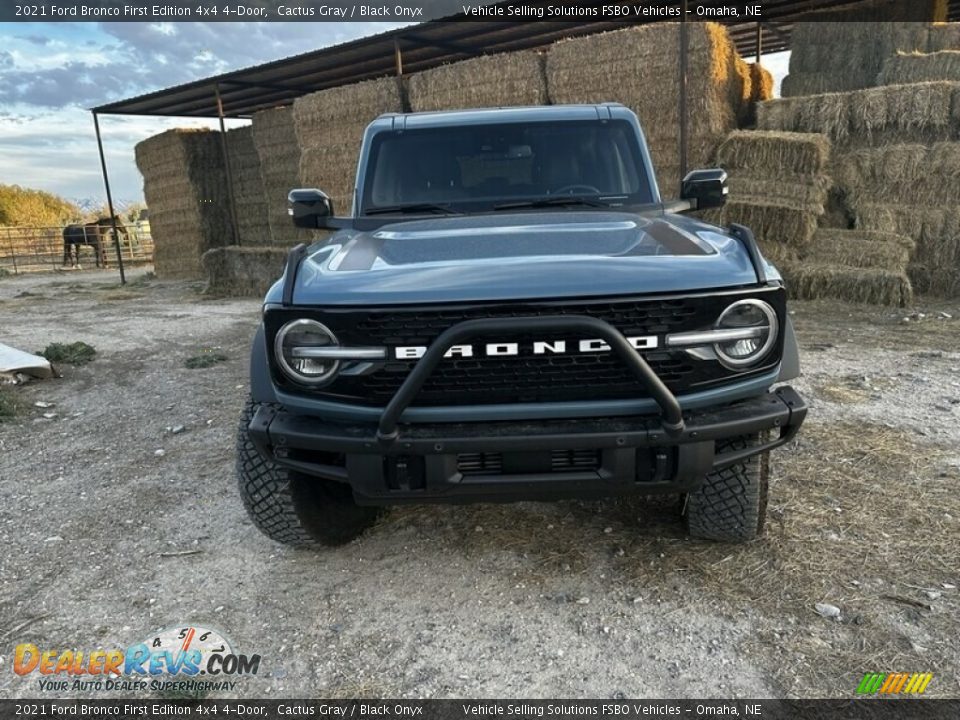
360 119 654 214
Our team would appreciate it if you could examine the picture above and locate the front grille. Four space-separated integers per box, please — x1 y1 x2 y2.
266 289 785 407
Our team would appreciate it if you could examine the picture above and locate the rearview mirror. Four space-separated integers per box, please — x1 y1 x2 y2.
680 169 728 210
288 188 333 228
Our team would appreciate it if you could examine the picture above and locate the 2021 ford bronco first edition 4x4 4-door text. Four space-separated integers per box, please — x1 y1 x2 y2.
237 105 807 546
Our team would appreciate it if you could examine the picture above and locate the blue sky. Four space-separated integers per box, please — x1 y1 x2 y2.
0 21 788 206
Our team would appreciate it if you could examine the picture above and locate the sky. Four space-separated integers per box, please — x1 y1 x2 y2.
0 21 789 207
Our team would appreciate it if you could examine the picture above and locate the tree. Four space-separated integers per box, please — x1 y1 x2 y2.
0 185 81 227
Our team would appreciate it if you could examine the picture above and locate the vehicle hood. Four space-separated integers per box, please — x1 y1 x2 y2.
273 211 769 306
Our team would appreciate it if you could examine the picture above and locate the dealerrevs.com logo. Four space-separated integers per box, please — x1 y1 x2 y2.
14 625 261 694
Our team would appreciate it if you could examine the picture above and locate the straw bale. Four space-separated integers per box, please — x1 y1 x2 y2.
704 200 820 249
251 106 305 245
776 260 913 306
927 22 960 51
878 50 960 84
135 128 233 279
716 130 830 176
724 175 830 212
783 21 934 96
294 77 403 212
852 203 960 296
408 51 547 112
757 82 960 146
805 229 914 270
202 246 289 298
225 126 270 246
833 142 960 207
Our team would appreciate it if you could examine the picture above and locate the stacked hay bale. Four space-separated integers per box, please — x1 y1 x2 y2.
878 50 960 83
134 129 233 279
251 106 304 244
293 77 403 213
708 130 831 250
546 23 752 197
759 82 960 296
407 50 547 112
201 246 288 297
782 22 933 97
226 126 270 246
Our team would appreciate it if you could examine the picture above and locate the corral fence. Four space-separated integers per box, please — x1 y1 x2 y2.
0 224 153 275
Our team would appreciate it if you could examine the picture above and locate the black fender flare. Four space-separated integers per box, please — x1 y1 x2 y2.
249 323 279 404
778 314 801 382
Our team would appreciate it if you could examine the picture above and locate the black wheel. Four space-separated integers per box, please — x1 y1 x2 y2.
684 433 770 543
236 398 380 547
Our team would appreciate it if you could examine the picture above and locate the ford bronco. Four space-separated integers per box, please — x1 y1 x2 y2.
237 105 807 546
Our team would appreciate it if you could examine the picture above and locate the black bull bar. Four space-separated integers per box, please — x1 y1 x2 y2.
375 315 686 442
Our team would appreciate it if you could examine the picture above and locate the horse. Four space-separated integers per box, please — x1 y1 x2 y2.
62 216 129 269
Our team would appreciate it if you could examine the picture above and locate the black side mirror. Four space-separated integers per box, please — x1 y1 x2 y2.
288 188 333 228
680 169 728 210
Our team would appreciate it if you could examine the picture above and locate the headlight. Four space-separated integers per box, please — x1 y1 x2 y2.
713 299 778 369
274 319 340 386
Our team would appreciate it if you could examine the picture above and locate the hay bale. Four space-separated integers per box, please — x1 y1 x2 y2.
716 130 830 176
226 126 270 246
878 50 960 84
201 245 289 297
853 203 960 296
134 129 233 279
777 261 913 306
294 77 403 213
705 200 820 249
408 51 546 112
252 106 305 245
546 22 749 197
805 229 914 270
783 20 936 97
757 82 960 146
927 22 960 51
833 142 960 207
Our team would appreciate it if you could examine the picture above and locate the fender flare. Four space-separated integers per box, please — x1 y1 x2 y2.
778 314 801 382
249 323 279 404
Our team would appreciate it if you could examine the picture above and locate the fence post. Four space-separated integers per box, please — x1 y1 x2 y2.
6 227 16 275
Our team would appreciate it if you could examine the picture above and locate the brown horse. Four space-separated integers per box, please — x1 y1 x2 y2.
62 216 129 268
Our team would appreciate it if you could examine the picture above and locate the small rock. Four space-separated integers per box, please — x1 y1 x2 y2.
214 605 224 612
474 525 483 533
602 626 611 634
154 449 166 457
815 602 841 619
942 583 956 590
42 412 57 419
925 590 942 600
938 311 952 320
44 535 63 543
171 424 186 434
632 596 643 603
603 527 613 534
575 597 590 605
34 401 53 408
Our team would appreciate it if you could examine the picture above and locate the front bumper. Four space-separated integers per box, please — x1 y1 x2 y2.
248 386 807 504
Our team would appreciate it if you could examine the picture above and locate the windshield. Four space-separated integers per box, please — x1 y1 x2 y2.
360 119 654 214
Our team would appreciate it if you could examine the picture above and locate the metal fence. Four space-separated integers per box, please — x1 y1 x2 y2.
0 224 154 275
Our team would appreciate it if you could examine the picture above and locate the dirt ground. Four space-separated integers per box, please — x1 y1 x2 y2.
0 267 958 700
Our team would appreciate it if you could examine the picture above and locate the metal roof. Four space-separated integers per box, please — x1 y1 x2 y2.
93 0 960 119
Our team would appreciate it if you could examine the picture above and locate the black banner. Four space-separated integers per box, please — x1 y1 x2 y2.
3 700 960 720
0 0 941 23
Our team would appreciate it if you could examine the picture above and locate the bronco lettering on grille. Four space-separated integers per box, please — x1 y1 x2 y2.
394 336 658 360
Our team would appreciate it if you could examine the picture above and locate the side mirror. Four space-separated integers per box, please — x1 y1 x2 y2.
288 188 333 228
680 169 728 210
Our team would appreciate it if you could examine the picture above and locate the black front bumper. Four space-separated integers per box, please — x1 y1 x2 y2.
248 386 807 504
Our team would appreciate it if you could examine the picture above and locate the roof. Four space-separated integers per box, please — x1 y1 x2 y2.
93 0 960 119
370 103 631 130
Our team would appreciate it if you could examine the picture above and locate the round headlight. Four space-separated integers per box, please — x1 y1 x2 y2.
713 299 778 369
274 319 340 386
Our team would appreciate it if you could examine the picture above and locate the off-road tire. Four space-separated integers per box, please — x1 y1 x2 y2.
684 433 770 543
236 398 379 547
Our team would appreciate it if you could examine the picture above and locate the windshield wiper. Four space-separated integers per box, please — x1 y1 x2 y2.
493 196 612 211
365 203 461 216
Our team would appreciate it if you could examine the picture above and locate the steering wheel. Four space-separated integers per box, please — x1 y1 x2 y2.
551 184 602 196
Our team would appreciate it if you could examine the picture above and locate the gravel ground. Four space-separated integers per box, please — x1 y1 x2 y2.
0 268 957 699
